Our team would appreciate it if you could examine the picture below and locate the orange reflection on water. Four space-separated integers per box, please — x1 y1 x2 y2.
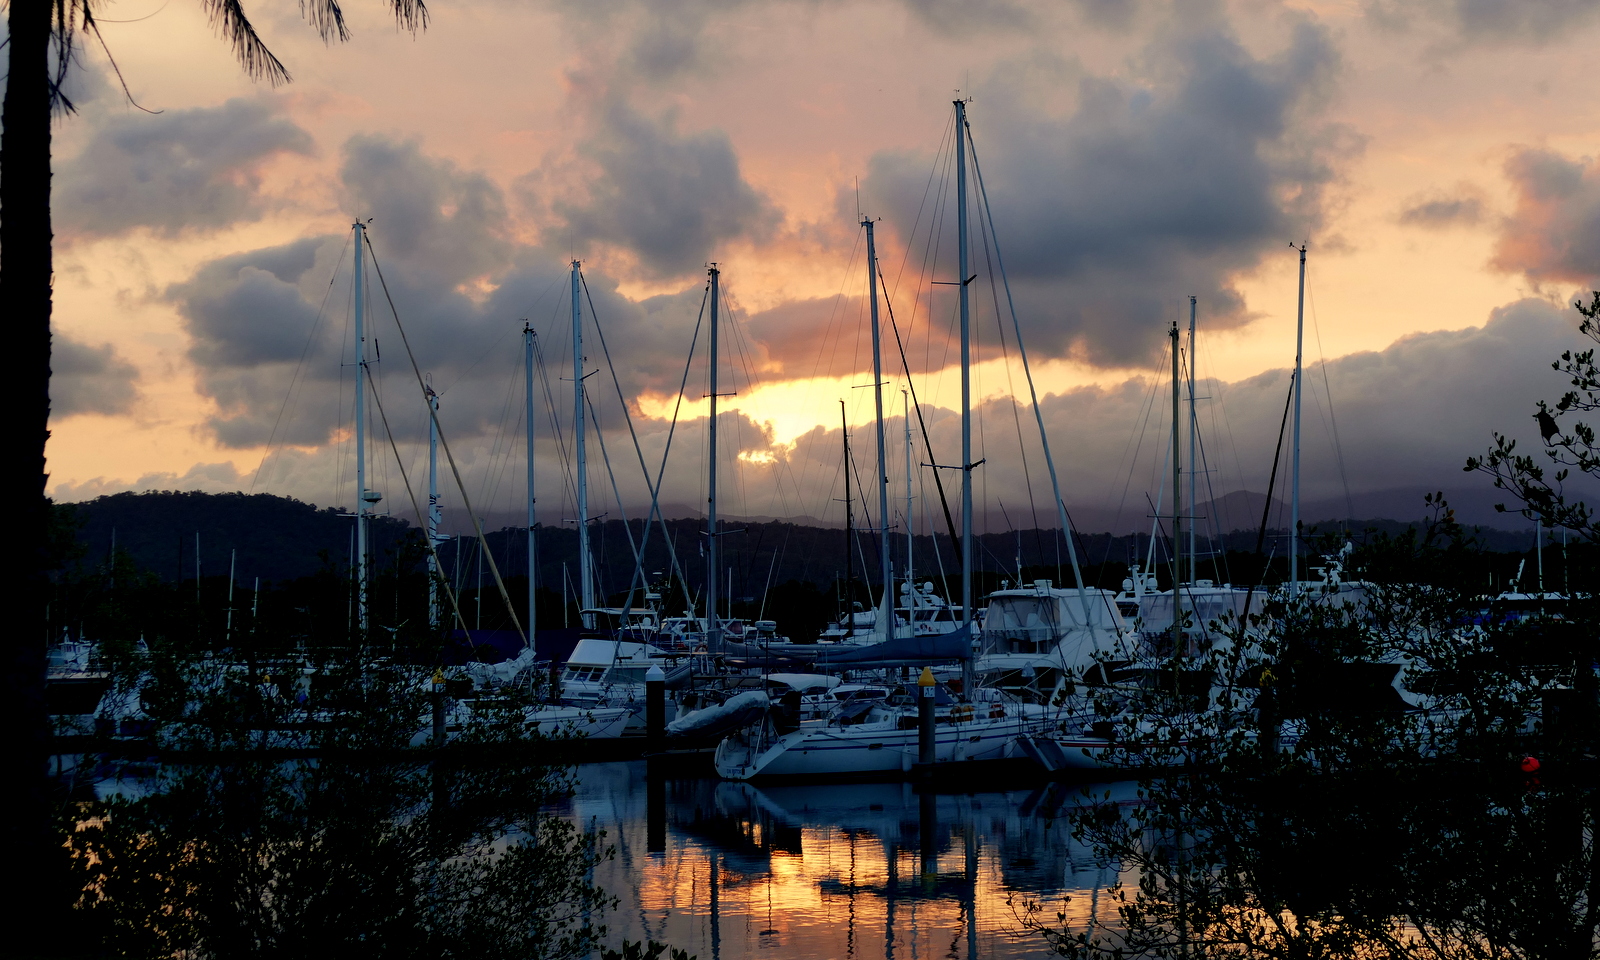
571 763 1132 959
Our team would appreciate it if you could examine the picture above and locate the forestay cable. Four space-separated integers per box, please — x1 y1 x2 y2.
366 240 526 646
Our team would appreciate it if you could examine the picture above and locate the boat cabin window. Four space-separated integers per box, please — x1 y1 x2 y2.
981 597 1058 654
564 665 606 682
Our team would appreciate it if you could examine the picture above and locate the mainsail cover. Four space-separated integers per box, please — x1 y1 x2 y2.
807 624 974 666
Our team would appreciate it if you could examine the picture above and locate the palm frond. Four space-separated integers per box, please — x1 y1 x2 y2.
201 0 291 86
386 0 429 35
299 0 351 44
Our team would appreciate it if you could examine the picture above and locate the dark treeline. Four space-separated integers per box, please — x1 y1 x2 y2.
53 490 1598 647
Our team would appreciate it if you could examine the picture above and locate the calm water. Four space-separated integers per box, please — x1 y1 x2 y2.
71 754 1596 958
566 762 1131 960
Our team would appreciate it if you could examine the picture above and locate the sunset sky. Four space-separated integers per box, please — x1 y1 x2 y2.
40 0 1600 535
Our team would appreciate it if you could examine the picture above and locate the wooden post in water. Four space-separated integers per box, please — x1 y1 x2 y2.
918 666 937 768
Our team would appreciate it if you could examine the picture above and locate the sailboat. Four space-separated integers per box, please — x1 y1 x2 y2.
714 101 1050 780
430 259 630 743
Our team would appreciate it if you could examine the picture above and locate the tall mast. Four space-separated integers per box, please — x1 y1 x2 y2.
841 401 854 638
572 261 594 628
352 220 370 638
1290 244 1306 597
864 218 892 619
904 389 914 592
1187 296 1198 582
1171 318 1183 659
706 264 722 649
426 383 442 630
955 98 974 684
524 322 537 652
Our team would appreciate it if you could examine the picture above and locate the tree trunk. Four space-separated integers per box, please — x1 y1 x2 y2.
1 0 61 939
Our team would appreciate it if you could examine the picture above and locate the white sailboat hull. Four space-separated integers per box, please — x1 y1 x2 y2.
713 711 1037 780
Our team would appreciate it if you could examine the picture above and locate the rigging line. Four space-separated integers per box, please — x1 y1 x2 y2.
1104 353 1166 565
365 240 526 645
879 262 962 560
845 428 882 583
435 321 521 400
756 528 787 623
363 357 470 640
533 332 579 519
334 264 357 510
479 344 523 515
788 230 865 520
966 121 1095 620
251 231 350 494
1193 328 1250 530
641 282 711 611
718 281 761 517
580 272 667 605
976 190 1045 560
585 389 646 613
1241 372 1297 617
888 111 956 305
1306 275 1354 525
1145 348 1176 578
1195 418 1232 585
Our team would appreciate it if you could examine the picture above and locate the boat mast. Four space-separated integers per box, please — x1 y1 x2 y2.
572 260 594 628
352 220 370 639
524 321 537 652
955 98 975 688
841 400 854 639
1187 296 1198 582
863 218 892 624
426 382 442 630
1290 243 1306 598
1171 317 1183 659
904 389 914 592
706 263 722 649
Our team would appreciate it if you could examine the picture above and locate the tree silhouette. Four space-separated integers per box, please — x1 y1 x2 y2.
1 0 427 942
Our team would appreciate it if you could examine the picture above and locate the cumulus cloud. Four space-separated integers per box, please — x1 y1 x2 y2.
54 98 313 238
856 12 1351 371
550 100 780 278
1492 147 1600 286
51 334 140 417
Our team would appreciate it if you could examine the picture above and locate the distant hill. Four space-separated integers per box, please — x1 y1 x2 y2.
62 491 414 584
59 488 1560 592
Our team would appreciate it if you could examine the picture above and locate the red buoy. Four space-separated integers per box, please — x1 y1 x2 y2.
1520 756 1541 774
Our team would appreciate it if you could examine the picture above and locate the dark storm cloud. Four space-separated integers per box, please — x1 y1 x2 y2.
51 334 139 417
342 135 513 287
857 14 1348 370
171 136 712 451
1366 0 1600 43
552 100 780 278
54 98 312 238
1493 148 1600 286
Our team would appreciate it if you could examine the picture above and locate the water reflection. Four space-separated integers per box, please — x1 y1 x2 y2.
569 763 1126 959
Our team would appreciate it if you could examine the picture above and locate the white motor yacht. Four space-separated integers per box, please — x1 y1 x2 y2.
713 683 1046 780
974 580 1131 703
